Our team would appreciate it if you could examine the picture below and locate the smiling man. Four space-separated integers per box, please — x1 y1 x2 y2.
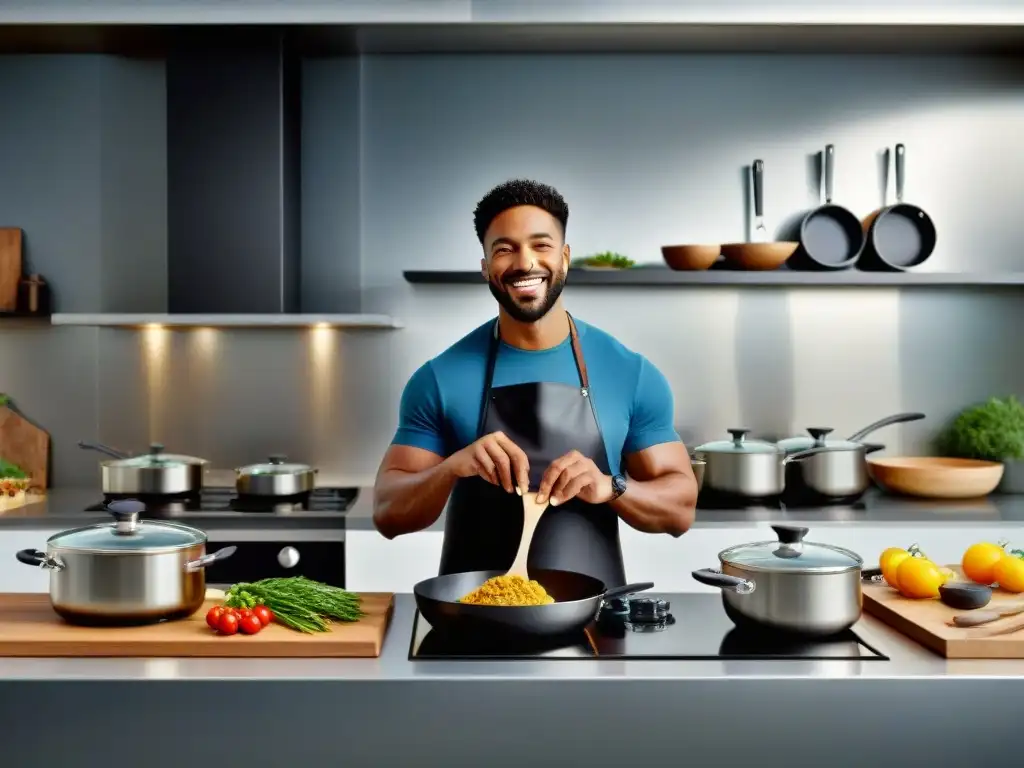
372 179 698 587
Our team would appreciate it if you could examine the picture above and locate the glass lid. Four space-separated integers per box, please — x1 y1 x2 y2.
695 428 780 455
720 525 863 572
777 427 863 452
110 443 206 467
48 500 205 552
240 455 313 475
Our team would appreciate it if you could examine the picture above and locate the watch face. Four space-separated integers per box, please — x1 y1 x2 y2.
612 475 627 495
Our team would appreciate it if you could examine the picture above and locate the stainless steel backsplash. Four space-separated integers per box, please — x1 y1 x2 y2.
1 52 1023 486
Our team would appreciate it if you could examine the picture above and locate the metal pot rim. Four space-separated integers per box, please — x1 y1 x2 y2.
45 519 207 555
719 548 863 575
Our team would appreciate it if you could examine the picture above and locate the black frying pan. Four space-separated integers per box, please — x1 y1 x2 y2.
413 568 653 638
794 144 865 270
860 144 937 271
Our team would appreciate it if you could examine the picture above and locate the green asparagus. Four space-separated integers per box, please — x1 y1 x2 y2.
224 577 364 633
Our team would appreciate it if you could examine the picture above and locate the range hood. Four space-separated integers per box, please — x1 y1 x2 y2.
166 33 301 315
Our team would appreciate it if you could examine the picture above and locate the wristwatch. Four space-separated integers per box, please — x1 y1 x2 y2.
609 473 627 501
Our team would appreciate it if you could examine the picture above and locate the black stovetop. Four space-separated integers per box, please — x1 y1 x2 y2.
84 487 359 517
409 593 889 661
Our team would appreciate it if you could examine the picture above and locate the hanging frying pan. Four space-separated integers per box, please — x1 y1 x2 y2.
859 144 937 272
793 144 865 270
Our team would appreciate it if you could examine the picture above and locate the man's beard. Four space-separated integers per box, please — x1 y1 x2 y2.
488 266 567 323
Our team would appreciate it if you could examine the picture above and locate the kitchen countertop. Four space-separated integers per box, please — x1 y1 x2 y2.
0 594 1020 765
3 486 1024 530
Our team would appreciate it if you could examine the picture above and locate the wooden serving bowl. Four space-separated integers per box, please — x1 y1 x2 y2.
719 241 798 271
661 245 720 271
867 457 1005 499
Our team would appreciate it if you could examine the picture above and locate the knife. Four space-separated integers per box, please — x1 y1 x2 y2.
752 159 767 243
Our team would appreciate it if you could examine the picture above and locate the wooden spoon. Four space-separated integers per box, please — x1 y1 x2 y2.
952 602 1024 628
970 613 1024 639
506 492 548 579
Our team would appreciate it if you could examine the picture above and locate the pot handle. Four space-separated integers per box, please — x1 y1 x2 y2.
692 569 755 595
77 440 131 460
861 567 884 583
16 548 65 571
847 412 925 443
602 582 655 601
184 545 238 573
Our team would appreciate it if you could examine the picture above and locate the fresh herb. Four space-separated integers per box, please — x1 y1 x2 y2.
0 459 26 479
0 393 8 407
224 577 363 634
573 252 635 269
937 395 1024 462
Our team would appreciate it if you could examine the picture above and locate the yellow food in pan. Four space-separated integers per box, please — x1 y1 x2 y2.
458 574 555 606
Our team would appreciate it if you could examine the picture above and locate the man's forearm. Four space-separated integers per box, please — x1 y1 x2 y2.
372 460 459 539
609 473 697 536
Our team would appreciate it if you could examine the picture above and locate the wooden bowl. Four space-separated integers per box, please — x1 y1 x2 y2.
867 457 1005 499
661 245 720 271
720 241 798 271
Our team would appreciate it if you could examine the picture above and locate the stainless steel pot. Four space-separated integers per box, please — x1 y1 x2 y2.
692 525 864 636
696 528 864 638
15 499 236 625
235 454 317 496
776 412 925 501
693 429 834 498
78 441 208 495
691 458 705 492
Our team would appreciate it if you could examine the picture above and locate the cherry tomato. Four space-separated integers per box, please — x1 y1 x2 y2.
237 608 253 621
239 614 263 635
252 605 273 627
206 606 224 630
217 612 239 635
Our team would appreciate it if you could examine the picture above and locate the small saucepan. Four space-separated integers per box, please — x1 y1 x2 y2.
692 429 836 500
776 412 926 503
235 455 318 496
78 440 207 496
693 524 864 637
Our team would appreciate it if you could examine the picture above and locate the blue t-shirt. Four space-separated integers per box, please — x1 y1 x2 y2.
391 318 680 476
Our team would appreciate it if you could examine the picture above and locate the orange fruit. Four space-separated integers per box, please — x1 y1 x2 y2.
993 556 1024 593
896 557 944 599
961 542 1007 585
880 548 911 589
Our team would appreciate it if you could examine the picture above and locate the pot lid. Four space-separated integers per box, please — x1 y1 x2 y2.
695 429 780 455
720 525 863 573
238 454 314 475
108 443 206 468
48 500 205 553
777 427 864 452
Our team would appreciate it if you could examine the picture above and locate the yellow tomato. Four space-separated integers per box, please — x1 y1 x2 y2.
962 542 1007 585
993 556 1024 593
938 566 956 584
880 548 911 589
897 557 944 599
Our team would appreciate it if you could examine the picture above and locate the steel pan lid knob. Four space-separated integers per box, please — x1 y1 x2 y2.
806 428 833 445
268 454 286 465
726 428 750 445
106 499 145 535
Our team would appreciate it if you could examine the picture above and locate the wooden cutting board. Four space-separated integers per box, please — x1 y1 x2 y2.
863 566 1024 659
0 593 394 658
0 403 50 489
0 228 21 312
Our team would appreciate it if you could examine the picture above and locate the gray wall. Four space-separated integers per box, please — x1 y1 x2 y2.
0 53 1022 488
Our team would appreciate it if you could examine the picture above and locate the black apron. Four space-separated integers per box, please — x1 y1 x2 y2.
438 314 627 589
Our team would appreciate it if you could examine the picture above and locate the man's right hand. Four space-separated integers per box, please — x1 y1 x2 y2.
445 431 531 495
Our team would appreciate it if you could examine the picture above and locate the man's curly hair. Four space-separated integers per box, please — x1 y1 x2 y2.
472 179 569 244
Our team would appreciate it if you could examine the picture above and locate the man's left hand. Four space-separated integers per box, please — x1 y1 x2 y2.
535 450 613 506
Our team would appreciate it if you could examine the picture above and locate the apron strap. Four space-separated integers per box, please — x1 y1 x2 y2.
480 312 590 435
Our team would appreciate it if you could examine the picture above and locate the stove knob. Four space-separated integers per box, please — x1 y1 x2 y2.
277 546 300 569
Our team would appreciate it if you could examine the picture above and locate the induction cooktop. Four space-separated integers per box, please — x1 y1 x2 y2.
409 592 889 661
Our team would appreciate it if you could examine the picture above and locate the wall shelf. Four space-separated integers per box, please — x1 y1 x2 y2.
49 314 404 329
2 20 1024 56
404 268 1024 288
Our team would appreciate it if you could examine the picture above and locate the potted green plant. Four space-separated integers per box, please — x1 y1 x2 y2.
937 395 1024 494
